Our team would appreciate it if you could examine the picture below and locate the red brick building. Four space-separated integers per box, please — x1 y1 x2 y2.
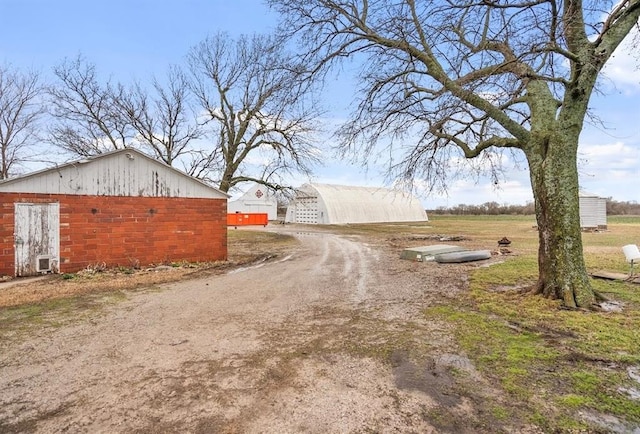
0 149 228 277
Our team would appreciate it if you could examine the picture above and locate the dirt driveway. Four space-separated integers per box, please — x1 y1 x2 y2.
0 226 527 433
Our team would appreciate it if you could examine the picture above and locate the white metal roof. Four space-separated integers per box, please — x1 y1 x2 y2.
0 148 228 199
578 190 603 198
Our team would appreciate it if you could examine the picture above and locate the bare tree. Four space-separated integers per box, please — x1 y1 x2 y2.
48 56 133 156
0 65 44 179
270 0 640 308
115 67 202 166
49 57 203 172
187 32 321 193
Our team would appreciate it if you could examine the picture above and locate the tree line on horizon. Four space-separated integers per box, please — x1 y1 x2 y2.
428 199 640 216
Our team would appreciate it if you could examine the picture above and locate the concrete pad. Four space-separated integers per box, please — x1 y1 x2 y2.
400 244 467 262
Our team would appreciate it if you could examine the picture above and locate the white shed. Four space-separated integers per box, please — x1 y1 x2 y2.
227 183 278 220
285 183 428 225
579 191 607 229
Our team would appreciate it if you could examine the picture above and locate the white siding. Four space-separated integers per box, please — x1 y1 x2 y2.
595 198 607 227
285 183 427 224
579 192 607 229
228 184 278 220
0 149 227 199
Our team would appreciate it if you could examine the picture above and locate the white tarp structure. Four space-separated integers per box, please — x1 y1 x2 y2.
285 183 428 225
579 190 607 229
228 183 278 220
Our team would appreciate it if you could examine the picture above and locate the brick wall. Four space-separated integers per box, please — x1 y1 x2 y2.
0 193 227 276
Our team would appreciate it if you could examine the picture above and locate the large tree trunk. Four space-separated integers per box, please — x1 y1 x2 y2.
219 177 231 194
527 132 596 309
218 164 236 193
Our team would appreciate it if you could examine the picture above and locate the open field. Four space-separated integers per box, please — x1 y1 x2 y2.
339 214 639 274
1 216 639 432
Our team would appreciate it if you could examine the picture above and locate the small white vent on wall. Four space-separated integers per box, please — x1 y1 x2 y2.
36 256 52 273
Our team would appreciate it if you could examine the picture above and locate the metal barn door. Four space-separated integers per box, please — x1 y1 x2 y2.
14 203 60 276
295 196 319 224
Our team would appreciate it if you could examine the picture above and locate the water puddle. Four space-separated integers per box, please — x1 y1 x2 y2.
581 366 640 432
629 366 640 383
618 386 640 400
579 411 640 433
293 231 329 237
599 301 624 312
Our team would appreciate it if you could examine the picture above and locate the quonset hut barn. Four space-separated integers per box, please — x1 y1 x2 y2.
284 183 428 225
0 149 228 277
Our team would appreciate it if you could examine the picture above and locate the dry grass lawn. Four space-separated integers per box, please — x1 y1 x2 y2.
0 229 297 308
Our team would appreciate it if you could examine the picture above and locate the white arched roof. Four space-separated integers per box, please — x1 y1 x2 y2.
286 183 427 224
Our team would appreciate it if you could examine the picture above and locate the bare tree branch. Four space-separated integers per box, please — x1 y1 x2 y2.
48 55 134 156
115 66 203 166
0 65 44 178
187 32 322 193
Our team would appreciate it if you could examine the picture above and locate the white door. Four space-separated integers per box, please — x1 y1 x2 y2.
14 203 60 276
295 196 319 224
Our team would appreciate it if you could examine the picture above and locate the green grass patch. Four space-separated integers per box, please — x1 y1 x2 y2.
0 291 128 341
490 405 510 421
469 255 538 288
426 305 559 399
560 369 640 420
558 393 594 408
594 278 640 305
427 285 640 426
420 216 640 430
608 215 640 225
227 229 296 245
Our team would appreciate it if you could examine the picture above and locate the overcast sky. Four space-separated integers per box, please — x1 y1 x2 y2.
1 0 638 207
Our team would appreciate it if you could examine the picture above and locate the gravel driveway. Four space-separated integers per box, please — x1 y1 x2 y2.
0 226 522 433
